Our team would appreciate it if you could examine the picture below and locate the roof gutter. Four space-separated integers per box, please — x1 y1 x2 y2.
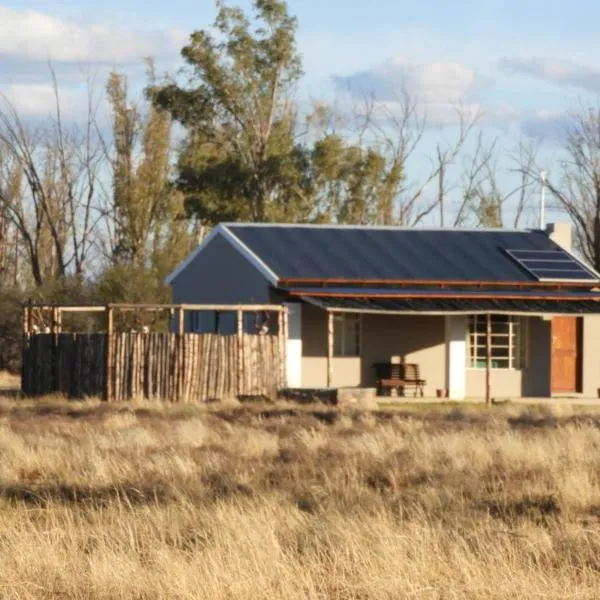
287 290 600 302
279 277 600 290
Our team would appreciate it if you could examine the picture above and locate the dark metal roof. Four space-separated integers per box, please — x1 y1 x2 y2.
227 224 590 283
283 287 600 301
303 295 600 314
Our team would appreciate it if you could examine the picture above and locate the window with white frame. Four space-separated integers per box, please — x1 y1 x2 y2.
468 315 528 369
334 314 361 357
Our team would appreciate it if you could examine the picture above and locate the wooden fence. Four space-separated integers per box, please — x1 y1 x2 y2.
22 331 284 401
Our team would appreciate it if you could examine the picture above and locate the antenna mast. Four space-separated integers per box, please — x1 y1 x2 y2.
539 170 546 229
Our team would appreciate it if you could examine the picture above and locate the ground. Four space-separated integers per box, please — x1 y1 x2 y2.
1 397 600 598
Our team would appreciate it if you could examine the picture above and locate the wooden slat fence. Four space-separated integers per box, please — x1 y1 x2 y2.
22 332 283 401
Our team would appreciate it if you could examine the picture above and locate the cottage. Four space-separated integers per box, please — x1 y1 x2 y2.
166 223 600 400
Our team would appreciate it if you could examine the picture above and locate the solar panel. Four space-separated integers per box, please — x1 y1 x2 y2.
506 249 599 282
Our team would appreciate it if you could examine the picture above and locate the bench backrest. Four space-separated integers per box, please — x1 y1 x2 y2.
401 363 421 381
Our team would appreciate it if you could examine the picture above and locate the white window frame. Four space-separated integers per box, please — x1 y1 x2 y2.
467 315 528 370
333 313 362 357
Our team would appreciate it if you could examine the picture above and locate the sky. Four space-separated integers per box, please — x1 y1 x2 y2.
1 0 599 225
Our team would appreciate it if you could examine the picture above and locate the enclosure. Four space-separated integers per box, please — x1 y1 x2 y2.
21 303 287 401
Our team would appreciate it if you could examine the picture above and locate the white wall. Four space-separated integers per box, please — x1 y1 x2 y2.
285 303 303 387
445 315 467 400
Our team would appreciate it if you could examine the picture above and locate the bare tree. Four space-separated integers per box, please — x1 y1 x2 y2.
456 136 538 229
319 90 481 226
519 107 600 270
0 68 103 287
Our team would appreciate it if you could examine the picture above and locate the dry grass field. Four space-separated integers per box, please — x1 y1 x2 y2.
1 398 600 598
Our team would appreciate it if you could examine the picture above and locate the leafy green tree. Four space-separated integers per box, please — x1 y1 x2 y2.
107 64 192 269
151 0 305 224
102 64 194 301
309 134 404 224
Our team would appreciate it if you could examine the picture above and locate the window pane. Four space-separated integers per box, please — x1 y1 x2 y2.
334 314 360 357
468 314 527 370
491 346 509 359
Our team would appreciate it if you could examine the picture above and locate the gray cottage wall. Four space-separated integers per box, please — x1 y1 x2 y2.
170 233 274 305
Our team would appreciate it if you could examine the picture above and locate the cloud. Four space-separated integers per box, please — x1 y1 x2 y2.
0 7 185 65
519 110 569 142
0 83 81 117
498 57 600 93
333 57 484 105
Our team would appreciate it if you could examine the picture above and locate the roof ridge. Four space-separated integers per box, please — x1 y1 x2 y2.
223 222 535 233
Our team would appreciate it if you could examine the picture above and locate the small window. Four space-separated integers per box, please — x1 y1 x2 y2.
189 311 202 333
334 314 361 357
468 315 528 370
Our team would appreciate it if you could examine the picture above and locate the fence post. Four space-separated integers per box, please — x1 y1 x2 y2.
27 299 33 334
485 312 492 406
327 310 334 388
51 307 59 393
177 306 185 401
178 306 185 335
21 302 30 396
104 305 114 402
237 309 243 397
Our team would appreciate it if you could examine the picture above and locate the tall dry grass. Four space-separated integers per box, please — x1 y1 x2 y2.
0 399 599 598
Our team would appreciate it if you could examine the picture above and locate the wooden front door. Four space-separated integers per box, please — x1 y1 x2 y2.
551 317 581 394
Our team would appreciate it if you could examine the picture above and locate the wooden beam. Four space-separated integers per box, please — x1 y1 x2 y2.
486 312 492 406
237 309 243 396
282 306 289 389
327 310 334 388
177 306 185 335
180 303 285 312
279 277 598 290
286 290 600 302
51 307 59 338
50 306 107 313
105 306 114 402
277 310 285 390
26 300 33 334
22 302 286 313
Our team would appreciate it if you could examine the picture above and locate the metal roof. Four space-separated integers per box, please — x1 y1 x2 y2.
283 287 600 300
303 295 600 315
227 224 588 283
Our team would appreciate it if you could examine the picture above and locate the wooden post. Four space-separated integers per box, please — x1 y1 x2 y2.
51 307 59 338
485 312 492 406
278 310 285 390
237 309 243 396
23 304 29 336
26 299 33 335
177 306 185 402
51 307 59 392
327 310 334 388
105 306 114 402
282 307 289 389
178 306 185 336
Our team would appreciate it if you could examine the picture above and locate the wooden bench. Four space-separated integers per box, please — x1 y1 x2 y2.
374 362 426 397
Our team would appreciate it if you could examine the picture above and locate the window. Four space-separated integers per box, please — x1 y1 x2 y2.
334 314 361 357
468 315 528 369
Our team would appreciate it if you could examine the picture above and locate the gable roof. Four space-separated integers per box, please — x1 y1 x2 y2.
165 222 600 287
225 223 595 284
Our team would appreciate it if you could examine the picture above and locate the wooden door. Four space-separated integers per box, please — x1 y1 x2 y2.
551 317 581 393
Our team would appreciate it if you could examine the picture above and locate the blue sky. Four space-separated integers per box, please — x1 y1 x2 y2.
1 0 598 224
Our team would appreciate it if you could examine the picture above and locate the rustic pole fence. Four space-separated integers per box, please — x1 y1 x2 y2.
22 303 287 402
